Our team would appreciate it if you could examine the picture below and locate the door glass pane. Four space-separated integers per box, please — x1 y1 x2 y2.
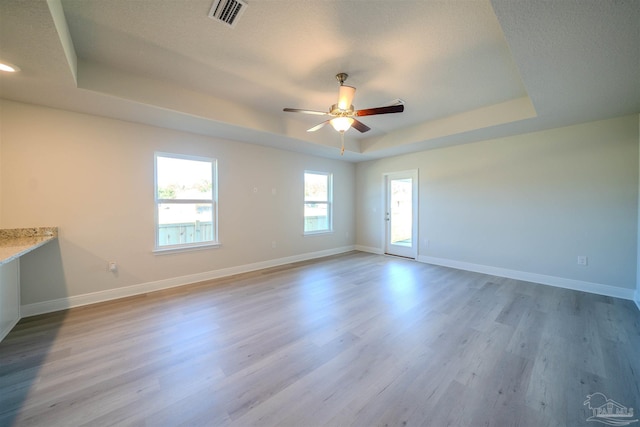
390 178 412 246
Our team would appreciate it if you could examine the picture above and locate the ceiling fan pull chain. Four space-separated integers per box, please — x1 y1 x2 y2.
340 131 345 156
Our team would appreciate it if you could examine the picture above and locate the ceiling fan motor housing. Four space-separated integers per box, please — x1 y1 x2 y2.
330 104 354 116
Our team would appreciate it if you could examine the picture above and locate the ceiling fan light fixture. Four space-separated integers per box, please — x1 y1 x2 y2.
337 85 355 111
0 61 20 72
330 117 354 132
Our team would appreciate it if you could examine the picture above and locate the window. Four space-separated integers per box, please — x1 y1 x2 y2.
304 171 332 234
154 153 218 250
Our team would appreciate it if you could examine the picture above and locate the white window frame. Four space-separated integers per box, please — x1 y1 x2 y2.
304 170 333 235
154 152 219 253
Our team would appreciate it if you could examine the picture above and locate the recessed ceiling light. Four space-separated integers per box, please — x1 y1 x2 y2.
0 62 20 72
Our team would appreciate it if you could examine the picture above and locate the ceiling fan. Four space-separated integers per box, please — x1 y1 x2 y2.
283 73 404 154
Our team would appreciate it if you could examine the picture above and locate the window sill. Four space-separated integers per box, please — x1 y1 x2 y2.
303 230 333 237
153 242 221 255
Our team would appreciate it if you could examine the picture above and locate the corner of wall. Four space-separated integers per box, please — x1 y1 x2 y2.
354 245 383 255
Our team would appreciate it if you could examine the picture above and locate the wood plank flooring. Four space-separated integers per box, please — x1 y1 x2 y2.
1 251 639 426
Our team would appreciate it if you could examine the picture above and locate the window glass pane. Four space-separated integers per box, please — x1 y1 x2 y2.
157 203 213 246
155 152 217 250
157 156 212 200
304 202 329 232
304 172 328 202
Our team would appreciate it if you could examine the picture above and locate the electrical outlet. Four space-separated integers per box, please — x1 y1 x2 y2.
108 261 118 272
577 256 588 266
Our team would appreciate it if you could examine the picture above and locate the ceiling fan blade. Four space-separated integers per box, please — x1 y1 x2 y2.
283 108 329 116
355 104 404 117
307 120 330 132
351 119 371 133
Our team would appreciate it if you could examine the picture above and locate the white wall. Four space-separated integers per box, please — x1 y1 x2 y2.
0 99 3 224
357 115 639 297
2 99 637 312
1 100 355 309
637 114 640 310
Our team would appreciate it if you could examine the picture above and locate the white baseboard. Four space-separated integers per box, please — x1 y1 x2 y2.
418 255 636 301
18 247 638 319
21 246 356 318
354 245 383 255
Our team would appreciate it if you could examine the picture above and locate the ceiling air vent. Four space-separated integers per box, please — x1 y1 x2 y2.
208 0 248 28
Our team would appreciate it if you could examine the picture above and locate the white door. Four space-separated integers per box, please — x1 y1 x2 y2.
385 170 418 258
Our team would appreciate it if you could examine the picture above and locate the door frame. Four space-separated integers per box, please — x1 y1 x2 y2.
382 169 418 259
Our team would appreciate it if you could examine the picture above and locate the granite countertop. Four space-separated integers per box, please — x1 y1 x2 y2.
0 227 58 264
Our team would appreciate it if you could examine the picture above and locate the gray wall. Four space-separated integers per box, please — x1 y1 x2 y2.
357 115 639 293
1 100 356 307
2 99 639 309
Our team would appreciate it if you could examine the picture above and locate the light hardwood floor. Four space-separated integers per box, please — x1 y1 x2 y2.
1 251 639 426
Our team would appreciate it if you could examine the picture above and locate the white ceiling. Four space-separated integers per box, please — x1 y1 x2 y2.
1 0 638 162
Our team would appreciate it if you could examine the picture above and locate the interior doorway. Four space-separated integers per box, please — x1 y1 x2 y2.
384 170 418 259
